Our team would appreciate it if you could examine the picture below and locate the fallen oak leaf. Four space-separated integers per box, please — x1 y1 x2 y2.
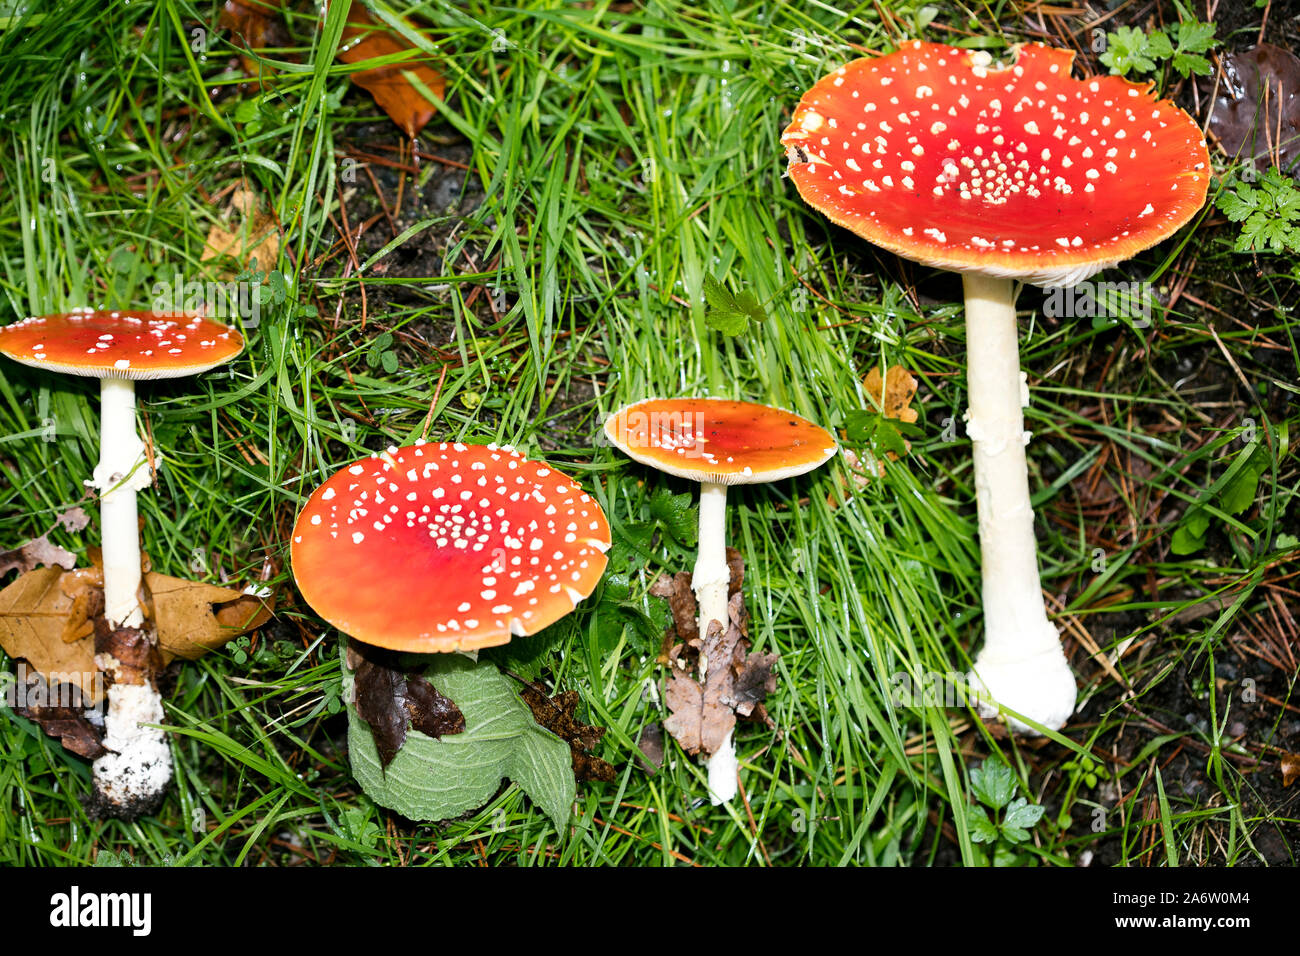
657 551 778 760
649 571 698 646
200 185 280 277
55 507 91 534
0 566 275 703
219 0 294 82
337 0 445 139
730 652 778 718
830 364 919 507
0 503 93 580
143 572 275 663
863 364 919 424
1282 751 1299 788
0 568 102 702
0 535 77 580
662 675 705 754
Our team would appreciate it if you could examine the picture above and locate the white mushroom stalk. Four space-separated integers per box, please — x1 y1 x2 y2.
961 274 1076 731
691 481 737 804
90 376 174 812
93 377 151 629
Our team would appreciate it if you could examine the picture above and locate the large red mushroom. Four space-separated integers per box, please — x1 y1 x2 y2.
782 41 1210 731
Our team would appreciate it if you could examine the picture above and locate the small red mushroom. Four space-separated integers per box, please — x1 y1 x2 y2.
604 397 837 802
782 42 1210 732
0 308 244 817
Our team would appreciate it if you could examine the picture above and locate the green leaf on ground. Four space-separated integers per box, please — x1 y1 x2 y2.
648 485 697 547
967 804 999 843
1001 797 1045 841
970 760 1017 810
345 649 575 829
701 273 765 335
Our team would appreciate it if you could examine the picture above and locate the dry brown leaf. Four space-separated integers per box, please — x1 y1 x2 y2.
1208 44 1300 175
348 641 465 770
338 0 445 138
145 572 275 663
0 506 92 580
0 535 77 580
519 685 616 783
201 186 280 276
1282 752 1300 788
11 669 106 760
635 722 664 773
656 552 778 759
0 566 274 702
219 0 294 83
649 572 698 646
0 568 101 702
863 364 919 424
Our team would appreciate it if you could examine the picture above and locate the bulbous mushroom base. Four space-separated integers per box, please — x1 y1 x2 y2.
87 683 173 821
968 634 1077 733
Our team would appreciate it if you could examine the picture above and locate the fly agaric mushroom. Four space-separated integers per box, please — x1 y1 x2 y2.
603 397 837 803
781 41 1210 731
290 441 612 652
0 309 244 815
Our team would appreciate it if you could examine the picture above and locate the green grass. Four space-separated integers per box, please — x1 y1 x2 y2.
1 0 1297 866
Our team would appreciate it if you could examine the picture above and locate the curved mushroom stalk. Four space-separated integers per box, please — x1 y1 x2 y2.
961 274 1076 731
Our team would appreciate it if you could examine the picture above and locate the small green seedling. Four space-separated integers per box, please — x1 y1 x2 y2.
365 331 400 374
842 408 921 463
1099 4 1216 79
1216 167 1300 256
1062 753 1110 789
966 759 1046 866
1171 441 1269 555
701 274 766 336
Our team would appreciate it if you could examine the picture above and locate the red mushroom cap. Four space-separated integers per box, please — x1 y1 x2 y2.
781 41 1211 286
0 310 244 379
290 442 612 653
603 398 838 484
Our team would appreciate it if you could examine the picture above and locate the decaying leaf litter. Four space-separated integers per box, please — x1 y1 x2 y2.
652 551 778 763
0 0 1294 868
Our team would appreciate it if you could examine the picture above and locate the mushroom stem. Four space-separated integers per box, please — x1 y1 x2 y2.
89 376 171 816
691 480 738 804
93 377 150 629
961 273 1076 732
692 481 730 661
